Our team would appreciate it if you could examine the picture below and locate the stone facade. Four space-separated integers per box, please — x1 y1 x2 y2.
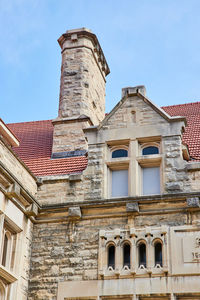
0 120 37 299
1 28 200 300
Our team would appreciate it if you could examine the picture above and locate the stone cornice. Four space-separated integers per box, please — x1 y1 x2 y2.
52 115 93 126
0 162 40 220
33 192 200 224
58 28 110 76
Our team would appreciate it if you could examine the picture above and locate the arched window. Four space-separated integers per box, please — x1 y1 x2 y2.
142 146 159 155
138 243 146 267
112 149 128 158
154 241 162 266
2 233 8 267
108 245 115 269
123 243 130 268
0 281 5 300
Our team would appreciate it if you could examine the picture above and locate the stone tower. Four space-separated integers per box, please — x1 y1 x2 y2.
52 28 110 155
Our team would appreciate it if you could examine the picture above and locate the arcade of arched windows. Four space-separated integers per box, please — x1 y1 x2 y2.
98 227 169 278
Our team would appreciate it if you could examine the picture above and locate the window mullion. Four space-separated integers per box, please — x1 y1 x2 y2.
0 214 5 263
130 140 137 196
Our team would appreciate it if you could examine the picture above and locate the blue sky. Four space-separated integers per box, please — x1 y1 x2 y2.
1 0 200 123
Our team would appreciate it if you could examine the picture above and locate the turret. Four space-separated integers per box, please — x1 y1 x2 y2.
52 28 110 155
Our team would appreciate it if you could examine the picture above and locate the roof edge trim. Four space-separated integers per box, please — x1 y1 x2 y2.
0 119 20 147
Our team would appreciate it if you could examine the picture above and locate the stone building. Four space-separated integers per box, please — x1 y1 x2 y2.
1 28 200 300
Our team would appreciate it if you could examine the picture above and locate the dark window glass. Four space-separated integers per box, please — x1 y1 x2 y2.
142 146 159 155
112 149 128 158
108 245 115 269
123 243 130 268
155 242 162 266
2 234 8 267
139 243 146 267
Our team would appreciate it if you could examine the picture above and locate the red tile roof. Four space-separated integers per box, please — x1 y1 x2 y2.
162 102 200 161
7 101 200 176
7 120 87 176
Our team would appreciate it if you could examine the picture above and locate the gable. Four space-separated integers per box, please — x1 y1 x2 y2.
85 88 186 145
104 94 168 130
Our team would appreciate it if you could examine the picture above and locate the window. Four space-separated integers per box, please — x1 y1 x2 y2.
108 245 115 269
112 149 128 158
123 243 130 268
0 221 17 271
138 243 146 267
142 167 160 195
154 241 162 267
112 170 128 197
1 233 8 267
99 227 168 278
107 140 162 198
142 146 159 155
0 281 5 300
107 144 129 198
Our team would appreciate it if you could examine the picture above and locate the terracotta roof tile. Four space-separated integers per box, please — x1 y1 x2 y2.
7 101 200 176
7 120 87 176
162 102 200 161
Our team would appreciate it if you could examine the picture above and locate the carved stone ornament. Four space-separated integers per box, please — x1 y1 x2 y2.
187 197 200 208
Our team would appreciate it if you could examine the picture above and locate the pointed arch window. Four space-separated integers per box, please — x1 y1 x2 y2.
0 281 5 300
123 243 130 268
108 245 115 269
138 242 146 267
154 241 162 267
2 232 9 267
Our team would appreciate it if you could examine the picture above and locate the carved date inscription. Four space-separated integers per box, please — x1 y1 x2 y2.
183 236 200 263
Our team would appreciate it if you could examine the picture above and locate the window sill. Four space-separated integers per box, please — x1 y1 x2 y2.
137 154 162 167
106 158 130 170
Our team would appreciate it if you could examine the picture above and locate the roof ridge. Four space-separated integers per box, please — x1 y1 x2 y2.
162 101 200 109
7 119 52 125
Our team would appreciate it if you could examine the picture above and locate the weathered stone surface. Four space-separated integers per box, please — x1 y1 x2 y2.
126 202 139 212
187 197 200 208
68 206 82 219
52 29 109 153
165 182 183 191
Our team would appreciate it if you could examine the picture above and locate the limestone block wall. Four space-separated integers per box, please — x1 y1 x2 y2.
83 144 105 201
162 136 190 193
28 217 127 300
36 178 85 206
0 139 37 196
188 170 200 191
52 120 90 153
28 210 192 300
58 47 106 124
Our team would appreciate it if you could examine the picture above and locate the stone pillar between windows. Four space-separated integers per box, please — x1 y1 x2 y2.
130 229 137 273
129 140 137 196
162 227 168 271
146 228 153 272
170 294 176 300
115 233 121 275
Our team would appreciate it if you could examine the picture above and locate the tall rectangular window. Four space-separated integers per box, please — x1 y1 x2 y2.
142 167 160 195
112 170 128 197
